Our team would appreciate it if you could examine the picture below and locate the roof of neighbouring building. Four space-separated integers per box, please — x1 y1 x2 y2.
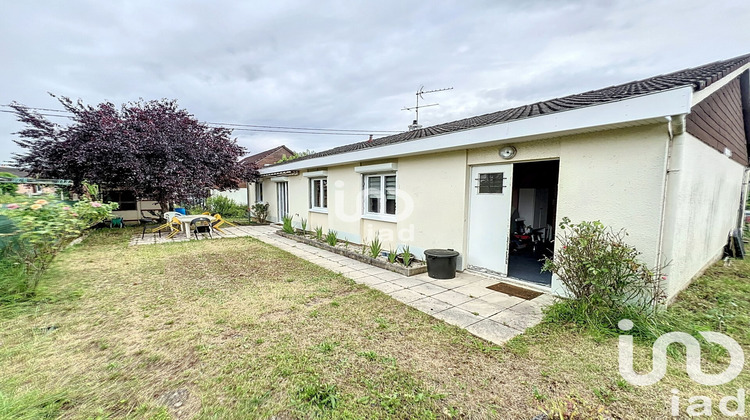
265 53 750 167
0 166 27 177
241 145 295 167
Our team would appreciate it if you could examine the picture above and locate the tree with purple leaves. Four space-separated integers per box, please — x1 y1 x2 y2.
10 96 258 212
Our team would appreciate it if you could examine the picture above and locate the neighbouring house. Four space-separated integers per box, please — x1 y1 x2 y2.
0 166 59 196
251 54 750 301
212 145 295 205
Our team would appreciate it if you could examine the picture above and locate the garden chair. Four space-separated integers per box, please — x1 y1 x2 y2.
139 210 161 239
109 217 124 228
191 217 213 240
152 212 181 237
211 213 237 235
165 216 185 239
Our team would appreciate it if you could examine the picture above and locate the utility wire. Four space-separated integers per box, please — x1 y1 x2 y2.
1 104 401 135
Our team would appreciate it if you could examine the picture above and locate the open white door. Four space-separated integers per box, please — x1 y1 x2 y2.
276 181 289 221
467 163 513 274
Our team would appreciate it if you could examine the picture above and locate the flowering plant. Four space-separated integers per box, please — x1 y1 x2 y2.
0 195 117 297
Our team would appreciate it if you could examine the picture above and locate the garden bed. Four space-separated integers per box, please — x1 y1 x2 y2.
276 230 427 276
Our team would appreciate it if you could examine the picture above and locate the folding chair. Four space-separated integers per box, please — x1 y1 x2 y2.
211 213 238 235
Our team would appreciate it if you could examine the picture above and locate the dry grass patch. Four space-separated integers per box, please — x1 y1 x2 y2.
0 228 748 419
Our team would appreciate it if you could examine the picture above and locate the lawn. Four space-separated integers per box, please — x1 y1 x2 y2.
0 228 748 419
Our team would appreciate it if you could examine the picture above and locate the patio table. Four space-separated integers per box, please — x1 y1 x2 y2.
175 215 216 239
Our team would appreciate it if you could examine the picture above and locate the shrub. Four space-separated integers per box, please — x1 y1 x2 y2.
281 214 295 234
314 226 323 241
204 195 246 218
542 218 665 322
250 202 269 223
0 172 17 195
0 195 117 299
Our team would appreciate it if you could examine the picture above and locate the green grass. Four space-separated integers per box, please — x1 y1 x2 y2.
0 227 748 418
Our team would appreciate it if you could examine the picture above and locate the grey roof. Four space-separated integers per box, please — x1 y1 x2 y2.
0 166 27 177
269 53 750 167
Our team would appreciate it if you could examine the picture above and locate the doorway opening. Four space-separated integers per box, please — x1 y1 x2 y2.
508 160 559 286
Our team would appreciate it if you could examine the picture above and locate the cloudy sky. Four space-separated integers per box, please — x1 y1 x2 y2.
1 0 749 164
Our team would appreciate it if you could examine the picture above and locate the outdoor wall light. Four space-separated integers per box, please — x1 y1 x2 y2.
499 145 517 159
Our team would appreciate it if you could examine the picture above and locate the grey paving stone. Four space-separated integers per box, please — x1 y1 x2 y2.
433 307 482 328
466 319 522 345
410 297 453 314
409 282 449 297
490 309 544 331
457 298 505 318
390 276 425 289
452 283 495 299
476 292 525 310
373 281 404 294
432 289 475 306
388 288 424 304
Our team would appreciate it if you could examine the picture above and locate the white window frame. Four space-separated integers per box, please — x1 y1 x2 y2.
363 173 396 221
254 182 263 203
309 177 328 213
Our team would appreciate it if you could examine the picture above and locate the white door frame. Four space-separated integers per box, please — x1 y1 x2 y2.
467 163 514 275
276 181 289 221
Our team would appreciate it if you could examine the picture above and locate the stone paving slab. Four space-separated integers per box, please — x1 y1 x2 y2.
132 224 555 346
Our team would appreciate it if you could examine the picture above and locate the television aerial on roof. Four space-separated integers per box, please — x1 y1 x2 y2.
402 86 453 131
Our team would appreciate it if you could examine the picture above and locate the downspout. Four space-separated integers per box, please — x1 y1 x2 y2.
655 115 683 286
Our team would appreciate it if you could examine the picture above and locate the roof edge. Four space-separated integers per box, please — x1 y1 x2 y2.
259 86 693 174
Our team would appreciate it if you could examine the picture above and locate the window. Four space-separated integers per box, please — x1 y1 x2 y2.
364 174 396 216
478 172 505 194
103 190 137 211
310 178 327 210
254 182 263 202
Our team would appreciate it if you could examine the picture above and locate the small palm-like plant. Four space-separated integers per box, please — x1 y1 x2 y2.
387 248 397 264
281 214 294 234
300 217 307 235
325 230 338 246
368 234 382 259
401 245 412 267
314 226 323 241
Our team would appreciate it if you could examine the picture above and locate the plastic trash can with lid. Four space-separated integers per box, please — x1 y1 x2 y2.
423 249 460 279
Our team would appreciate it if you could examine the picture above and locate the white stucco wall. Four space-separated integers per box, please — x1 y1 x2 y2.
661 133 746 299
210 188 248 206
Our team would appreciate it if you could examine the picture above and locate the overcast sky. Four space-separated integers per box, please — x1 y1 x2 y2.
2 0 749 164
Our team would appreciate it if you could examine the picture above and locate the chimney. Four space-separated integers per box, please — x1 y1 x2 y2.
368 134 373 142
408 119 422 131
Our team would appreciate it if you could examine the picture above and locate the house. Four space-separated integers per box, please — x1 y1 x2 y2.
0 166 59 196
212 145 295 205
250 54 750 301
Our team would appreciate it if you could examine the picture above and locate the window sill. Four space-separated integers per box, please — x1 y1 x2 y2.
361 214 397 223
309 208 328 214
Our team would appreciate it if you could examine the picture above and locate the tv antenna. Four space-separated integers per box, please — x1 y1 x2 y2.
402 86 453 130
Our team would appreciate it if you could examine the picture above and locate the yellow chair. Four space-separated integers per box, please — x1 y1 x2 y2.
151 214 180 237
211 213 237 234
166 217 184 238
202 212 211 215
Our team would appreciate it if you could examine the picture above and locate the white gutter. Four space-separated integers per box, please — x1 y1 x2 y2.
260 86 693 175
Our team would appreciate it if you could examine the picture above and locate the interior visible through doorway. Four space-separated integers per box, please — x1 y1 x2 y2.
508 160 559 286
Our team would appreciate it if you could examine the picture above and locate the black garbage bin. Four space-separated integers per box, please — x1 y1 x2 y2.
424 249 459 279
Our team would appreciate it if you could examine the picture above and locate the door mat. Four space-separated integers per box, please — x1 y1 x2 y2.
487 282 542 300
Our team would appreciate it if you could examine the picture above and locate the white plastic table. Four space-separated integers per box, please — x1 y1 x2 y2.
175 215 216 239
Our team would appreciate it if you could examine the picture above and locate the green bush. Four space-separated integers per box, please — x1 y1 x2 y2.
0 196 117 299
0 171 17 195
250 202 269 223
542 218 665 326
200 195 246 218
